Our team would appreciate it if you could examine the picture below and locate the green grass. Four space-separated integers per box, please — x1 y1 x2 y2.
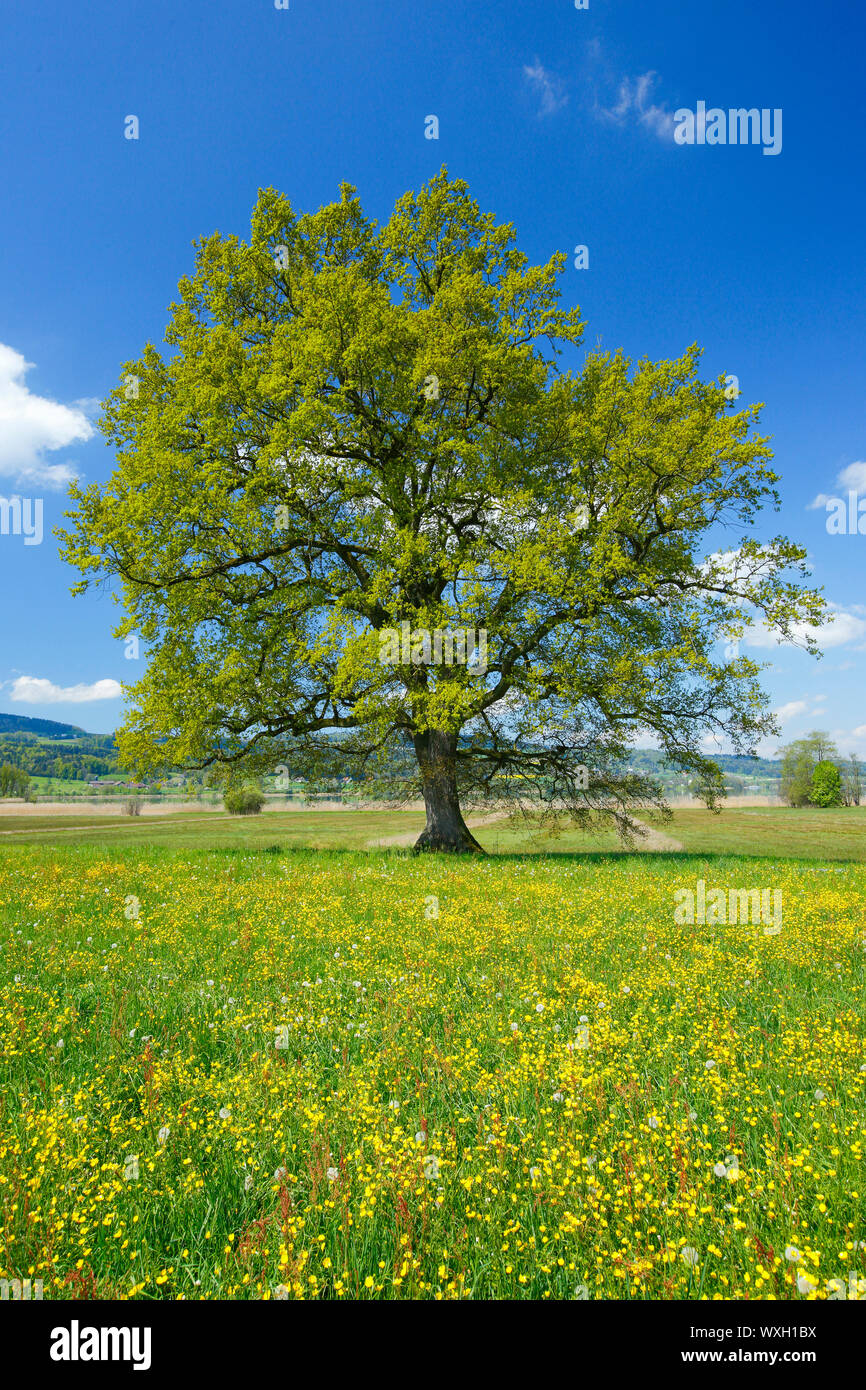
0 808 425 851
479 806 866 861
3 802 865 858
476 816 627 855
664 806 866 861
0 842 863 1301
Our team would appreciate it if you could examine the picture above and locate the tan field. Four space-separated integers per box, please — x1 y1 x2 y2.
0 796 357 818
0 798 222 817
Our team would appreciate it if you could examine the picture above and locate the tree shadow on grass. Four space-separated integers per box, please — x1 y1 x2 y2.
203 843 863 870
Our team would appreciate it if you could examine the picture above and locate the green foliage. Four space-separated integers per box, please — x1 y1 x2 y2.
810 760 843 808
842 752 862 807
59 171 826 844
779 731 838 807
0 713 87 737
0 763 32 798
780 751 815 807
223 786 266 815
0 732 118 781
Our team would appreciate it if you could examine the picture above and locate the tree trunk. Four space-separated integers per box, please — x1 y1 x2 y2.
412 729 485 853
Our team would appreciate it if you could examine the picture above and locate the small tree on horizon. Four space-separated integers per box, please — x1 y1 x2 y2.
60 172 825 852
843 751 862 806
810 759 843 808
224 785 266 816
779 731 839 808
0 764 32 800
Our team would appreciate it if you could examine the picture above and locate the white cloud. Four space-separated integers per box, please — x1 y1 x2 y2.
595 71 674 140
838 462 866 493
828 725 866 759
0 343 94 489
808 460 866 509
773 700 808 723
702 554 864 651
743 607 866 652
71 396 102 418
8 676 122 704
523 60 568 116
703 546 777 586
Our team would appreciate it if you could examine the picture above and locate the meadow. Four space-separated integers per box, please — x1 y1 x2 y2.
2 802 865 858
1 824 864 1300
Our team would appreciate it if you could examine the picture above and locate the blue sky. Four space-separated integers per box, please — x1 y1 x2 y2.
0 0 864 756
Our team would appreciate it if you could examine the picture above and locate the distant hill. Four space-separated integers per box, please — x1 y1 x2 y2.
627 747 782 776
0 712 92 739
0 714 118 780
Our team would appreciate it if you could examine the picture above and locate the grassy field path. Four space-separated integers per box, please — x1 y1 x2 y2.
366 810 511 847
629 820 684 852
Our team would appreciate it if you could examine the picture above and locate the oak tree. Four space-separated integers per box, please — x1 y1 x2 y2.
60 171 825 851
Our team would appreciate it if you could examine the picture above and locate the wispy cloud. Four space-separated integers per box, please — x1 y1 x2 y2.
523 59 568 117
773 700 809 723
743 604 866 652
595 70 674 140
702 552 864 652
807 460 866 509
827 725 866 759
70 396 102 419
0 343 94 489
8 676 122 704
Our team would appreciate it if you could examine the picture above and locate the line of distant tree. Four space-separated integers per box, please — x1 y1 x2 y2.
0 723 860 809
777 732 862 807
0 763 33 798
627 748 785 778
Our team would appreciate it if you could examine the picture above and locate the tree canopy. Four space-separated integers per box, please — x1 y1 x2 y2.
779 731 839 807
60 170 826 851
810 759 843 808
